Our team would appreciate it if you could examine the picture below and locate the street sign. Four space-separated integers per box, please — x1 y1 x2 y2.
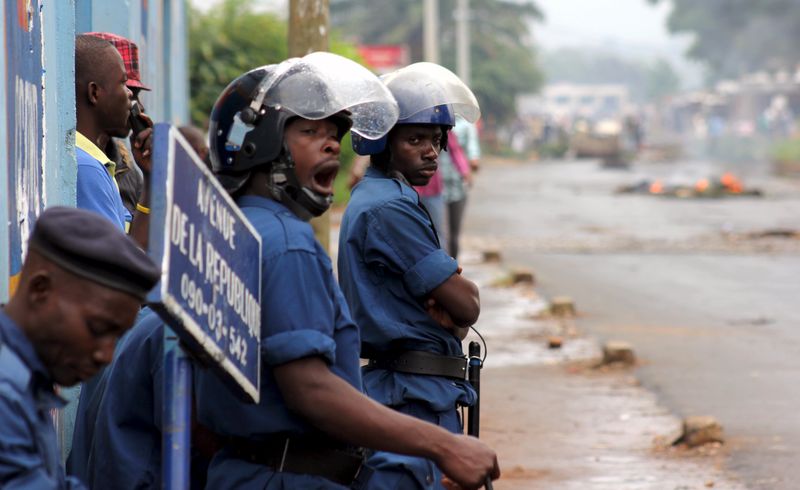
147 124 262 402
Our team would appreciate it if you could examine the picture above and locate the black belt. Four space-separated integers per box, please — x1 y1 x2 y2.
227 434 367 486
367 350 468 380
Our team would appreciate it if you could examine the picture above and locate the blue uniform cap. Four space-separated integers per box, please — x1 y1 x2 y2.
28 206 160 300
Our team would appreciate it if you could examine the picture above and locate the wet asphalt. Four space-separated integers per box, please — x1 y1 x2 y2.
463 158 800 489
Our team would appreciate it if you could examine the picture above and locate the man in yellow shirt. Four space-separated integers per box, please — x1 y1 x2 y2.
74 34 152 246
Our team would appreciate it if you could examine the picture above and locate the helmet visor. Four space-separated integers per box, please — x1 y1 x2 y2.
381 62 481 123
255 52 399 139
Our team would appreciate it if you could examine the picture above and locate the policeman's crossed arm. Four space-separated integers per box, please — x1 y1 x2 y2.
428 266 480 329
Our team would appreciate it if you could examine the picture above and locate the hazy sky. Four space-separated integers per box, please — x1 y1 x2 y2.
191 0 682 51
533 0 678 52
189 0 699 83
532 0 702 86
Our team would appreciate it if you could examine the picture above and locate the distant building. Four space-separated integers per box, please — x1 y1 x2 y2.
517 83 631 121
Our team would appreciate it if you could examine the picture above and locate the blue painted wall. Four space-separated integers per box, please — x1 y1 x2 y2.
0 1 7 300
2 0 52 301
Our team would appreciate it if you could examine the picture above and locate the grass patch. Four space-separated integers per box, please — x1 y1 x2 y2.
333 133 355 206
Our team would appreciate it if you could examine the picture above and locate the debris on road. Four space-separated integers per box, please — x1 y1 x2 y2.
745 228 800 240
547 336 563 349
616 172 763 198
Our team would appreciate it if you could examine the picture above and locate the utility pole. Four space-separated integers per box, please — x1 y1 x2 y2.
423 0 440 63
456 0 470 84
288 0 332 251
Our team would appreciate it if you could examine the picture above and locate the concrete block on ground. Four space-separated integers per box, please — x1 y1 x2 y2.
675 416 725 447
490 268 536 288
602 340 636 366
482 249 502 263
510 267 535 285
550 296 576 317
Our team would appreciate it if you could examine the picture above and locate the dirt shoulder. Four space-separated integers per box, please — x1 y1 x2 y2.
464 255 747 490
481 362 745 489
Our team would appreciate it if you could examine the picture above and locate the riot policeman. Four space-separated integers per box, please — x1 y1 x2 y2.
194 52 499 490
337 62 484 488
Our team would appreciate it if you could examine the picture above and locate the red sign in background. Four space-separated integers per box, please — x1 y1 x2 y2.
357 44 409 73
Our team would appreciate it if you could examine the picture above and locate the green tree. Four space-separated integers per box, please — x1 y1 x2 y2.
648 0 800 80
189 0 365 127
188 0 364 204
189 0 287 126
330 0 545 124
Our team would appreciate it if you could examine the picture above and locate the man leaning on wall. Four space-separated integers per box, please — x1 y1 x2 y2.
73 34 153 248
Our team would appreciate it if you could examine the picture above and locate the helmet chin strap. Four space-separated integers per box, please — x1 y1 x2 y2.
265 147 333 221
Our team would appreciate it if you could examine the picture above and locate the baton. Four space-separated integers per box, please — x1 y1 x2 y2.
467 341 493 490
467 341 481 437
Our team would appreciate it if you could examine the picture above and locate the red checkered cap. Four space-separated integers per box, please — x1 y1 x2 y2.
85 32 151 91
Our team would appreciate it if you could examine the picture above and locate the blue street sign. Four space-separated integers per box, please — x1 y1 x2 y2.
148 124 262 402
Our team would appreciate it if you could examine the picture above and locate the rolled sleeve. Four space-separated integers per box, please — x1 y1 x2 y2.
261 330 336 366
260 250 338 366
365 199 445 281
403 248 458 297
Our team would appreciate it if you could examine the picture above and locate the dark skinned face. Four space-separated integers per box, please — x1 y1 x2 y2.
284 118 342 197
22 269 140 386
109 87 143 136
96 46 133 138
387 124 443 186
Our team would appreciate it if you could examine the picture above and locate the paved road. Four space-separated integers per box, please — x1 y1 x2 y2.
464 158 800 489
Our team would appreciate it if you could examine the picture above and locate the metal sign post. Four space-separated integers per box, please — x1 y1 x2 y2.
163 331 191 490
147 124 263 488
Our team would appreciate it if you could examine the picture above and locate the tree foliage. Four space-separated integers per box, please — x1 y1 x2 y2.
189 0 287 126
188 0 365 127
648 0 800 80
330 0 544 124
188 0 365 204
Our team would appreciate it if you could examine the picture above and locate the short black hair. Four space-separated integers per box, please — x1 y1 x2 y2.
75 34 116 97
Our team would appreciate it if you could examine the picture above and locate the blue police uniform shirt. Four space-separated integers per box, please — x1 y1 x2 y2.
67 309 165 490
337 166 476 415
194 195 362 489
75 132 131 231
0 310 87 489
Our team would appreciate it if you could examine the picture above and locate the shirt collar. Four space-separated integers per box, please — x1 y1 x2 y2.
365 165 414 187
365 166 389 180
76 131 113 167
236 194 296 216
0 310 59 394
